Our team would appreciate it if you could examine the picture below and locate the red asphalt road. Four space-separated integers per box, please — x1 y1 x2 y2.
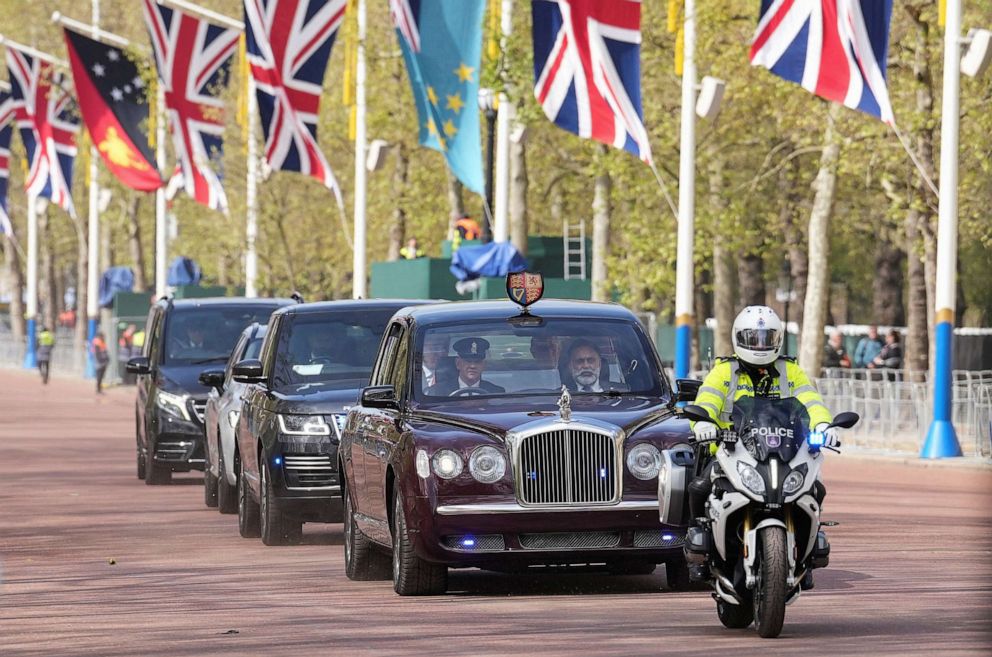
1 369 990 657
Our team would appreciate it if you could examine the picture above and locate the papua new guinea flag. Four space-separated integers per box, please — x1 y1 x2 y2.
63 27 164 191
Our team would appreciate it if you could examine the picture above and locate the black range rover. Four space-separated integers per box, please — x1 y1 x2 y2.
127 297 292 485
232 299 434 545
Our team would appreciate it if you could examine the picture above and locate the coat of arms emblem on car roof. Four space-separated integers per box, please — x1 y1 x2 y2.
557 385 572 423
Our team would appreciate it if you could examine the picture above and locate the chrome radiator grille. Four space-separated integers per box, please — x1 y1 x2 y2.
517 428 617 506
189 399 207 424
283 455 336 489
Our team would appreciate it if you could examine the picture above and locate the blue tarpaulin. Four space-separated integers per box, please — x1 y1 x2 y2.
98 267 135 308
167 257 202 287
449 242 528 282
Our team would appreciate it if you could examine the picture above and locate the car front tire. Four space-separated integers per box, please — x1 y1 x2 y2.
204 459 219 508
260 459 302 546
217 448 237 514
145 454 171 485
666 556 692 591
238 455 260 538
392 493 447 596
344 488 391 581
136 450 146 480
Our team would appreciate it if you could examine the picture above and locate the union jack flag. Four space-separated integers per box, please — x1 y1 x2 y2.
750 0 895 124
531 0 652 164
1 90 15 235
143 0 240 212
5 47 79 218
244 0 344 203
390 0 421 53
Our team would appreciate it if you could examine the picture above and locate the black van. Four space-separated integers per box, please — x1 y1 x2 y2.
127 297 292 485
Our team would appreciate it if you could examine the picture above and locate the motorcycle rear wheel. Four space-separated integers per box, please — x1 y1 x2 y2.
753 526 788 638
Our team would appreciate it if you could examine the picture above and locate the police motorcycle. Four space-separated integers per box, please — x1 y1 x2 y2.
659 396 858 638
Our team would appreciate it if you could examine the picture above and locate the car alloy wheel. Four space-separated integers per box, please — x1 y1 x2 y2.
238 455 260 538
343 488 390 581
391 492 447 596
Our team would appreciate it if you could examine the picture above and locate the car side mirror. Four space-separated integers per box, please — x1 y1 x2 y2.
126 356 151 375
232 359 265 384
361 385 398 409
675 378 702 403
829 411 860 430
198 368 225 392
680 404 713 424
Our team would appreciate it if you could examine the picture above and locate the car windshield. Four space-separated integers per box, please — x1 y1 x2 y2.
270 310 396 391
163 306 279 366
414 318 665 401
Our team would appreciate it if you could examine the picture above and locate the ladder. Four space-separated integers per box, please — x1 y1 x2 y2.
563 221 587 280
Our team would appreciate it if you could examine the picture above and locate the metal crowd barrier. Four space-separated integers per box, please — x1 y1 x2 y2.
0 329 88 379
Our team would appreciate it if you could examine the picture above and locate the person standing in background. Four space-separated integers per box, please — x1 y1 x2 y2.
92 332 110 394
36 326 55 385
854 325 884 368
822 330 852 368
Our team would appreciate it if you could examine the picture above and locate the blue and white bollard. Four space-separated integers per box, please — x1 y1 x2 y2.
23 318 37 369
84 317 98 379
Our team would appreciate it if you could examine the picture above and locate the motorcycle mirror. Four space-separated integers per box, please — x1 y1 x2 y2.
680 404 713 424
829 412 860 430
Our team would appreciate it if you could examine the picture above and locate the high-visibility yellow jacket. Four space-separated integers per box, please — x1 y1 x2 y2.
693 356 832 430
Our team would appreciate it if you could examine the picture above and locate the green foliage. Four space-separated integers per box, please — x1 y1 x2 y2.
0 0 989 324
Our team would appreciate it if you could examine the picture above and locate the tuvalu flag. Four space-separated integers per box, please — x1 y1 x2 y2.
63 27 164 191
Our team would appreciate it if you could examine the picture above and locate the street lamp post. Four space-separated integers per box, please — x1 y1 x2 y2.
478 87 496 244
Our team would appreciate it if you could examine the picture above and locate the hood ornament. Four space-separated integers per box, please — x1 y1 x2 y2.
557 385 572 422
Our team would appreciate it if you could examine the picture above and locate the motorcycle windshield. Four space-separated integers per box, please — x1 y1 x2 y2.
731 397 810 462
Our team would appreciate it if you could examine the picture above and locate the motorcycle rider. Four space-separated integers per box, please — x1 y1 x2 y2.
686 306 840 580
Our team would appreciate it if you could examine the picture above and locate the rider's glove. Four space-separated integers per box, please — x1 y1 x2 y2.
814 422 841 450
692 421 717 443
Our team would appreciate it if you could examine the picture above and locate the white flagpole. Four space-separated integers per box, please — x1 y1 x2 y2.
23 194 39 368
673 0 697 379
492 0 513 244
352 0 367 299
245 74 259 298
155 84 167 298
922 0 963 458
84 0 101 379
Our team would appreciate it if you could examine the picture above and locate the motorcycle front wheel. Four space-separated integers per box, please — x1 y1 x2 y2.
753 526 788 638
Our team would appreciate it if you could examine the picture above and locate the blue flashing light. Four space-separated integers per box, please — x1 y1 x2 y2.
461 537 476 548
662 533 675 542
599 468 608 479
807 431 825 449
274 456 283 466
527 471 537 481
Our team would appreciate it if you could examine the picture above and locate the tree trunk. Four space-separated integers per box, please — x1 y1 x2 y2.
708 149 735 359
125 194 147 291
591 147 611 302
73 216 87 352
387 143 409 262
4 240 25 340
446 170 465 241
780 150 807 336
509 137 528 257
904 209 929 372
798 105 841 374
39 207 57 331
872 236 904 325
737 254 765 306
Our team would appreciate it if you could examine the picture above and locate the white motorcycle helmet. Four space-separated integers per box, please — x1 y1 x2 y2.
732 305 783 366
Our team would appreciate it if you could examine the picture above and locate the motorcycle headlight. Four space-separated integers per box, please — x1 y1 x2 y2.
227 409 240 429
782 470 805 495
469 446 506 483
626 444 662 481
156 390 190 421
737 461 766 496
277 414 330 436
432 449 464 479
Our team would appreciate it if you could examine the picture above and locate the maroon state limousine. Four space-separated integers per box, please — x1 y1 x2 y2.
339 277 697 595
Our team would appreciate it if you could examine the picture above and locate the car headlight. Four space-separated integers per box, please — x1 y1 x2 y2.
156 390 190 421
626 444 662 481
782 470 805 495
737 462 766 496
432 449 464 479
277 414 330 436
469 446 506 483
227 409 240 429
